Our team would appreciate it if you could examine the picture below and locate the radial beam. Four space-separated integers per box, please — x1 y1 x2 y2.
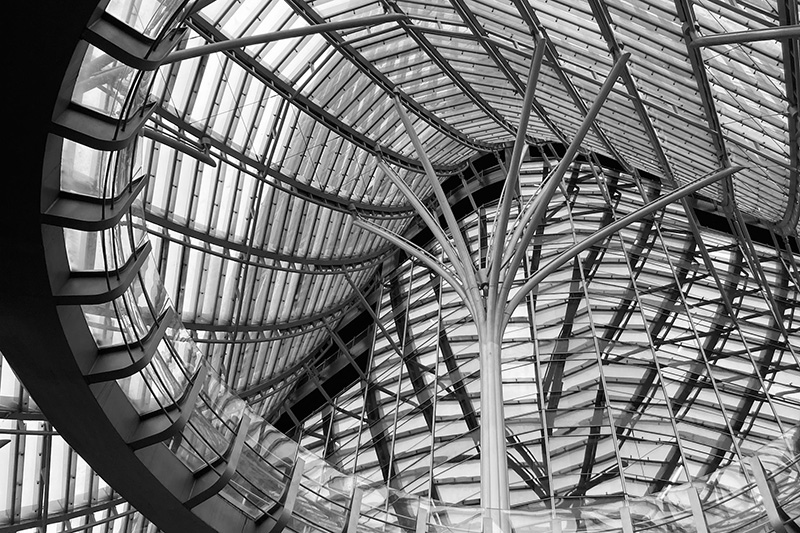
182 17 463 175
587 0 678 185
391 11 539 141
145 211 390 267
151 106 415 217
510 0 632 168
165 14 406 63
445 0 569 145
674 0 735 207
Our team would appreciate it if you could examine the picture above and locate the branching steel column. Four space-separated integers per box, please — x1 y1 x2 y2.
496 56 630 314
353 53 629 524
429 275 549 501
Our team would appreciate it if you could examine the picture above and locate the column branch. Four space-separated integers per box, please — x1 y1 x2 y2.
501 165 742 331
376 160 469 284
497 54 630 316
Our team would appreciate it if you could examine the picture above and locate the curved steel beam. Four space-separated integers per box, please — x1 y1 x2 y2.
145 210 393 267
151 106 418 217
587 0 678 185
674 0 736 208
186 16 475 174
275 0 497 154
446 0 570 147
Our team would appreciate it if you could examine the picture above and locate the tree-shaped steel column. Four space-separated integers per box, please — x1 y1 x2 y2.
351 43 745 529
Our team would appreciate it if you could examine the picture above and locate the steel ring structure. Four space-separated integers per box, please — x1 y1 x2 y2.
1 1 799 533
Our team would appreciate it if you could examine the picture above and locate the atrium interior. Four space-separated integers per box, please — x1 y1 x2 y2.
1 0 799 532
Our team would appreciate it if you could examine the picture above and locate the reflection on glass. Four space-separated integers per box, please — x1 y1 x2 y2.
60 139 140 198
72 44 149 119
106 0 185 38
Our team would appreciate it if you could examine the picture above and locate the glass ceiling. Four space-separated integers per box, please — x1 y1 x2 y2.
1 0 799 530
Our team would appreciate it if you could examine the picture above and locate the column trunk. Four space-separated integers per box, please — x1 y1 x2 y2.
478 320 510 531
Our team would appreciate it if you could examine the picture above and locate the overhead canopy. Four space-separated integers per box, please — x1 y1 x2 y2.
1 0 799 530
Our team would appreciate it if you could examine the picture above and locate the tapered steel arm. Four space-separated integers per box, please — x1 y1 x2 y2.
488 37 546 293
377 160 469 283
497 54 630 317
501 165 742 331
689 24 800 47
352 218 473 310
392 96 479 294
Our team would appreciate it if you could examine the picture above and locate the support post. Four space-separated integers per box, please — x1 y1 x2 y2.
415 500 428 533
343 486 362 533
259 457 306 533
